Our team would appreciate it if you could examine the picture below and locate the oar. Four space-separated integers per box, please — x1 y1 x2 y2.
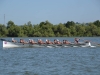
0 38 11 42
0 39 7 41
98 44 100 46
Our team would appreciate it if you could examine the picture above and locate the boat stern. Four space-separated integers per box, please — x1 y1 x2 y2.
3 41 19 48
3 41 7 47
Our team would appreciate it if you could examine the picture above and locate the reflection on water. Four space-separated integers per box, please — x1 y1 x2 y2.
0 37 100 75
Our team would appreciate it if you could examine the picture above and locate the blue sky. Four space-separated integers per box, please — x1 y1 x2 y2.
0 0 100 25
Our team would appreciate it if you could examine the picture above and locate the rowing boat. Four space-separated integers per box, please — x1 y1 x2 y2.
2 41 94 48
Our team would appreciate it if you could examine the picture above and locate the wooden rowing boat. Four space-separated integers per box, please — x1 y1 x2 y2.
2 41 93 48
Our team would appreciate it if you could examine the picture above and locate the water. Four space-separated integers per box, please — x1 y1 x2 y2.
0 37 100 75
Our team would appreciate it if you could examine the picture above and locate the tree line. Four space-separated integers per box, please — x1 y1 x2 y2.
0 20 100 37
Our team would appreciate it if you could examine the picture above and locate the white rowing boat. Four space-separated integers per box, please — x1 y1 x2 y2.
2 41 93 48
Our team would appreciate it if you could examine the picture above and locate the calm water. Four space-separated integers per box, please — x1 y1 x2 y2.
0 37 100 75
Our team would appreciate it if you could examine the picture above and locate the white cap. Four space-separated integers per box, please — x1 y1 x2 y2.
12 38 14 40
57 39 59 41
46 39 47 41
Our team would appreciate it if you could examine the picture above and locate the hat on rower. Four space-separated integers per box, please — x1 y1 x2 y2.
57 39 59 41
46 39 47 41
12 38 14 40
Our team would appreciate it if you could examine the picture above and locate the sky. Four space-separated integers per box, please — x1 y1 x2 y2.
0 0 100 25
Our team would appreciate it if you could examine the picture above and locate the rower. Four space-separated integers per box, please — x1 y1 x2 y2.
56 39 61 44
20 39 23 43
85 40 90 43
29 39 32 43
12 38 17 42
31 39 37 44
65 40 70 44
53 39 57 44
74 38 80 44
38 39 44 44
20 39 27 43
63 40 65 44
46 40 53 44
46 39 48 44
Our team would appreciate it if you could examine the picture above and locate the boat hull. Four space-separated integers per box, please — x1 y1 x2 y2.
3 41 45 48
3 41 92 48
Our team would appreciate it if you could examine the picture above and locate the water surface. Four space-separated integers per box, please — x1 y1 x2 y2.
0 37 100 75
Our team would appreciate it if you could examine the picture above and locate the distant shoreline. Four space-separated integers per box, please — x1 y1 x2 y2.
0 20 100 37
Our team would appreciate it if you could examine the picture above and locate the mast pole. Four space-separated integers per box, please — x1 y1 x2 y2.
4 14 5 25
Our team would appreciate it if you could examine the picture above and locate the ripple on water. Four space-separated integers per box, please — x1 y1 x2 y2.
0 44 100 75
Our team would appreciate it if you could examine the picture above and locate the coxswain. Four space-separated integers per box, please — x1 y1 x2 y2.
12 38 17 42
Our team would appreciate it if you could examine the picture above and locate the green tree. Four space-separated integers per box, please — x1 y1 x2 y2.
7 20 15 29
88 23 98 36
39 21 54 37
7 25 21 37
69 26 77 36
1 20 100 37
0 24 8 37
33 25 42 37
7 21 18 37
93 20 100 27
76 25 86 36
56 23 70 36
65 21 75 28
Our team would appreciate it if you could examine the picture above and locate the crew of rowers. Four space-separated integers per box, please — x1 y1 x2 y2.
11 38 84 44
